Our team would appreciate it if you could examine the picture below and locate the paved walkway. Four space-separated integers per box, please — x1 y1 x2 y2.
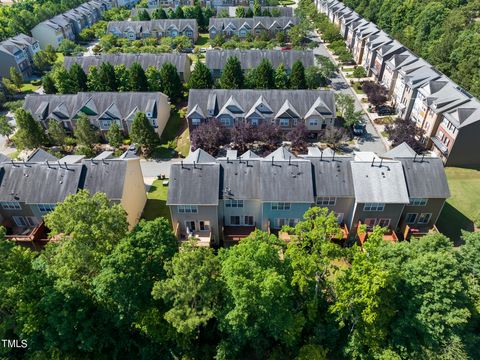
140 158 183 179
312 34 387 154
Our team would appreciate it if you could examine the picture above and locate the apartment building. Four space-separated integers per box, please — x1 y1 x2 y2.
64 53 192 81
215 6 293 17
205 49 315 78
0 34 40 79
351 23 379 64
107 19 198 41
167 143 449 246
31 0 110 49
381 50 418 96
208 17 299 39
186 89 336 137
0 153 146 245
23 92 171 137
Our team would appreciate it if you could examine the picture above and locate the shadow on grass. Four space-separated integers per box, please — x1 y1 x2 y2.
142 198 171 224
436 202 474 246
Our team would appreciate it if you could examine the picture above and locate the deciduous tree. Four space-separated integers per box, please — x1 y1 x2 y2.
48 119 66 146
106 122 123 148
12 108 45 149
74 114 98 147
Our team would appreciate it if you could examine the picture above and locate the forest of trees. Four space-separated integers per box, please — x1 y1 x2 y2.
1 192 479 359
0 0 86 40
340 0 480 98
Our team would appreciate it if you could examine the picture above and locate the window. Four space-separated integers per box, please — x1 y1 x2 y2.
185 221 196 231
363 203 385 211
274 218 299 228
199 221 210 231
12 216 27 227
0 201 21 210
225 199 243 208
335 213 344 224
244 216 254 226
37 203 56 214
279 118 289 127
309 119 318 126
418 213 432 225
377 218 391 228
220 117 231 126
192 118 201 125
364 218 376 228
271 202 291 210
250 118 259 126
230 216 240 225
405 213 418 224
178 205 198 213
316 197 336 206
409 198 428 206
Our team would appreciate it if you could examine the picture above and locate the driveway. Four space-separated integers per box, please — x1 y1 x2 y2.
312 36 387 154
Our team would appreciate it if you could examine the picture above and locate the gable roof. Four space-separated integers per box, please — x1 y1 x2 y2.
107 19 198 34
27 148 59 163
382 142 417 159
206 49 314 70
82 159 127 200
209 16 299 31
350 160 409 204
310 156 354 197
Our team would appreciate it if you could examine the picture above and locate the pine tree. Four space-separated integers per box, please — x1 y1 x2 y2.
48 119 66 146
98 62 117 91
138 9 151 20
9 67 22 90
188 61 213 89
130 112 159 154
145 66 162 91
114 64 130 91
0 115 13 140
69 63 88 91
159 62 182 101
220 56 244 89
12 109 45 150
74 114 98 147
252 59 275 89
253 0 261 15
106 122 123 148
275 63 289 89
236 7 246 18
175 6 184 19
289 60 307 89
128 62 149 91
42 74 57 94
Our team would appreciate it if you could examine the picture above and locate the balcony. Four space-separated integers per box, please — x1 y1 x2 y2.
355 221 398 245
173 222 212 247
3 221 50 250
431 136 449 156
223 225 256 247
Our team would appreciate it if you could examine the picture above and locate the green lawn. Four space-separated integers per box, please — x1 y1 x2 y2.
20 81 41 93
142 179 171 223
55 52 64 64
154 107 190 158
195 33 210 48
437 167 480 244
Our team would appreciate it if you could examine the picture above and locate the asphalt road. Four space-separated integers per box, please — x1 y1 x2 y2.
312 37 387 154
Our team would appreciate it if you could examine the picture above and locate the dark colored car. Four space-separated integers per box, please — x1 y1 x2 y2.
376 105 395 116
353 123 366 136
180 48 193 53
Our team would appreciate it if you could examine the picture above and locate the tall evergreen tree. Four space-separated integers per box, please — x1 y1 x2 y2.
128 62 149 91
289 60 307 89
9 67 22 89
48 119 66 146
106 122 123 148
252 59 275 89
175 6 184 18
159 62 182 101
69 63 88 92
188 61 213 89
130 112 159 154
74 114 98 147
138 9 151 20
12 108 45 149
98 62 117 91
42 74 57 94
220 56 244 89
274 63 289 89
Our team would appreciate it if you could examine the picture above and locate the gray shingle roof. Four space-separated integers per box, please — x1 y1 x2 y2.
107 19 197 34
167 163 220 205
206 50 314 71
209 16 299 30
215 6 293 17
27 148 59 163
350 160 409 204
82 159 127 200
187 89 335 120
64 53 188 74
185 149 216 164
259 160 314 202
0 162 83 204
442 99 480 128
382 142 417 159
219 159 261 200
310 156 354 197
399 157 450 199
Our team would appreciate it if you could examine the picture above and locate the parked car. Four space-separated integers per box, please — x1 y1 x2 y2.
352 123 366 136
180 48 193 53
200 47 208 53
376 105 395 116
281 45 292 51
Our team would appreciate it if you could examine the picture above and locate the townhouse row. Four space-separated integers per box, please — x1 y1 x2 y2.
107 19 199 41
0 34 40 79
318 0 480 167
208 16 299 39
31 0 113 49
146 0 268 9
167 143 450 246
0 150 146 246
23 92 171 138
186 89 337 136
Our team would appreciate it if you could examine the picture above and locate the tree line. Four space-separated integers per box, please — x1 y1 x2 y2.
44 61 183 102
0 193 479 359
335 0 480 98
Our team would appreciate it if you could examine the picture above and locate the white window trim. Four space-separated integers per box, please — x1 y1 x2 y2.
363 203 385 211
405 213 418 224
364 218 376 228
418 213 432 225
271 202 291 210
316 197 336 206
185 220 196 231
178 205 198 213
409 198 428 206
377 218 391 228
1 201 21 210
199 220 210 231
225 199 244 208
